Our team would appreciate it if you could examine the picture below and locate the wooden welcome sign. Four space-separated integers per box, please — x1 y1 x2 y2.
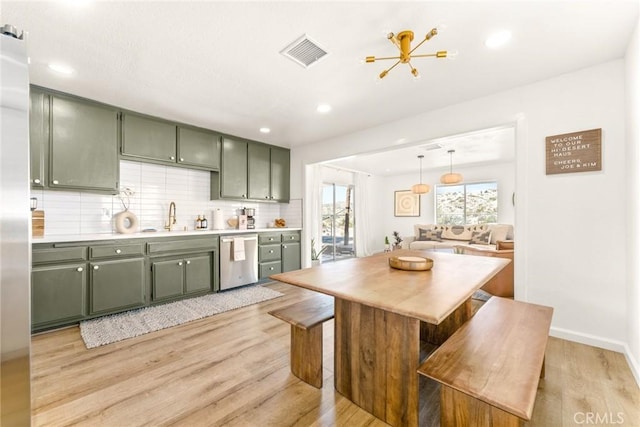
546 128 602 175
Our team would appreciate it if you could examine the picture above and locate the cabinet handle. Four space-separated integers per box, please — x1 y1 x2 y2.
93 265 99 270
283 245 287 249
52 180 59 185
269 267 274 271
269 238 274 241
170 156 175 160
242 194 246 198
115 249 122 254
186 260 191 265
178 261 183 266
179 158 184 162
33 178 41 184
76 267 83 272
269 250 274 253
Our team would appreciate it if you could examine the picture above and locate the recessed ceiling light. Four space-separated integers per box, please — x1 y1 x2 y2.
48 62 74 75
317 104 332 114
485 30 511 49
259 127 271 134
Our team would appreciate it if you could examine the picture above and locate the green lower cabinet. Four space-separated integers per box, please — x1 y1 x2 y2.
90 258 145 315
152 259 185 301
259 261 282 278
31 263 87 329
152 254 212 301
185 255 212 294
281 242 301 273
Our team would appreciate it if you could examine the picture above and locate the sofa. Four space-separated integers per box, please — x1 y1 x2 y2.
402 223 514 251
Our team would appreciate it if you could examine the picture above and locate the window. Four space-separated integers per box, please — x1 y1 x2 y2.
435 182 498 225
321 183 355 262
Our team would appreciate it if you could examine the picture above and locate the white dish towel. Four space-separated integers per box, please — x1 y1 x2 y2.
233 237 246 261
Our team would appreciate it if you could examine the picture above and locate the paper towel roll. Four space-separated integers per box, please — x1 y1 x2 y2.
212 208 225 230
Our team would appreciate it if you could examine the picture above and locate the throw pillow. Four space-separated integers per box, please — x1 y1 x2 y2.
469 230 492 245
417 229 442 241
441 225 474 241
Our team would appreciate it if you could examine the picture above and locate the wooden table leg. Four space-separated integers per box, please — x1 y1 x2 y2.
334 298 420 427
420 297 473 346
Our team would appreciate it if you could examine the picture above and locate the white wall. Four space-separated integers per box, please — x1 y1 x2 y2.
625 19 640 384
292 59 633 373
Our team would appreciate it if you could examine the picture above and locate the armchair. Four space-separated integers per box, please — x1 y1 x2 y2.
455 241 514 298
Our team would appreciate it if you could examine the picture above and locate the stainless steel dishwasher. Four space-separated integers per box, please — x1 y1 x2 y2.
220 234 258 290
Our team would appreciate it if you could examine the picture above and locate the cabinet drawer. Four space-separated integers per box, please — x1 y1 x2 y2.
33 247 87 264
281 232 300 242
259 233 281 244
147 237 218 254
259 244 281 262
90 243 145 259
259 261 282 278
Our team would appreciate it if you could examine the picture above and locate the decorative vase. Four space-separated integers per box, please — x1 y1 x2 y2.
312 259 321 267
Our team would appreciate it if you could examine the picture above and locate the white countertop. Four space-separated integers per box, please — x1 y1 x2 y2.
32 227 302 244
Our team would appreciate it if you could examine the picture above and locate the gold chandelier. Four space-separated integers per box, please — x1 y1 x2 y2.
440 149 463 184
412 155 431 194
365 28 453 79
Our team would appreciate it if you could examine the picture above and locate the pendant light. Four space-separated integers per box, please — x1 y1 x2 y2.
440 149 463 184
411 155 431 194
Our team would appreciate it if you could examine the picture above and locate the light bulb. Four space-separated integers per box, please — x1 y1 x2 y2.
446 50 459 60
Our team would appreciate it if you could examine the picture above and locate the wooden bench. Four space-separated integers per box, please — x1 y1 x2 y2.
418 297 553 427
268 293 334 388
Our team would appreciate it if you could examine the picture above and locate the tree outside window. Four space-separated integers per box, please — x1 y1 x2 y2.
436 182 498 225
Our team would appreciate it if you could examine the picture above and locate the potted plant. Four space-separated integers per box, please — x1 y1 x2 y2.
392 231 403 250
311 238 328 266
384 236 391 252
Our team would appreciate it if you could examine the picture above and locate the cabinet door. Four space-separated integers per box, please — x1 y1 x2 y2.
152 259 185 301
248 143 271 200
29 89 48 188
32 263 86 328
90 258 145 314
177 127 220 170
221 137 248 199
281 242 301 273
270 147 290 202
184 255 212 294
50 96 119 192
122 113 177 163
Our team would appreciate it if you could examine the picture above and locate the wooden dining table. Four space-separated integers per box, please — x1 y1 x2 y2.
270 249 510 427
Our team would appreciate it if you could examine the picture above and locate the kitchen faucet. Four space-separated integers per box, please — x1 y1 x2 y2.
165 201 176 231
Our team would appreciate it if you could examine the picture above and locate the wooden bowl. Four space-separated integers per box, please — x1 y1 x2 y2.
389 256 434 271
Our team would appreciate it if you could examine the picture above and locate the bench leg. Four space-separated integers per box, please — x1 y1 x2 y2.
441 385 523 427
540 355 546 379
290 324 323 388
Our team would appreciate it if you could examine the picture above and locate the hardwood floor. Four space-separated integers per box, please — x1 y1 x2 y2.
31 282 640 426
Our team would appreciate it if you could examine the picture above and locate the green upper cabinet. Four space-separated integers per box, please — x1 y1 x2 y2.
214 137 290 202
270 146 290 202
121 113 177 164
177 127 220 170
248 142 271 200
29 88 48 188
220 137 249 199
50 95 119 193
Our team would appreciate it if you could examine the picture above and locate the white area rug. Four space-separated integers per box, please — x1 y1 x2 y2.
80 285 283 349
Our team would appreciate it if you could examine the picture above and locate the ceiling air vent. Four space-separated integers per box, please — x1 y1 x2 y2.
280 34 328 68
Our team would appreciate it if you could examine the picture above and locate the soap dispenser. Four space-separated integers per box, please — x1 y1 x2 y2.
200 214 208 230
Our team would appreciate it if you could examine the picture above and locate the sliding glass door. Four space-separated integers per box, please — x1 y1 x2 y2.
321 183 355 263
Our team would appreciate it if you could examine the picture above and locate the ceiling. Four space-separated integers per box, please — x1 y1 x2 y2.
3 1 638 173
325 125 516 176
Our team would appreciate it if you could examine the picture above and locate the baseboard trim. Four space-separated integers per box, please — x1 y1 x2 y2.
550 326 640 387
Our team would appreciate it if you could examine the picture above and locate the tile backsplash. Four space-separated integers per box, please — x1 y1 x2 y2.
30 160 302 236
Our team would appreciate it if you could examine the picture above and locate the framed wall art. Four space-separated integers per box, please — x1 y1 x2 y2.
394 190 420 217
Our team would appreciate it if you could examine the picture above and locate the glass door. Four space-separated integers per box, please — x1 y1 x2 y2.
321 183 355 263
